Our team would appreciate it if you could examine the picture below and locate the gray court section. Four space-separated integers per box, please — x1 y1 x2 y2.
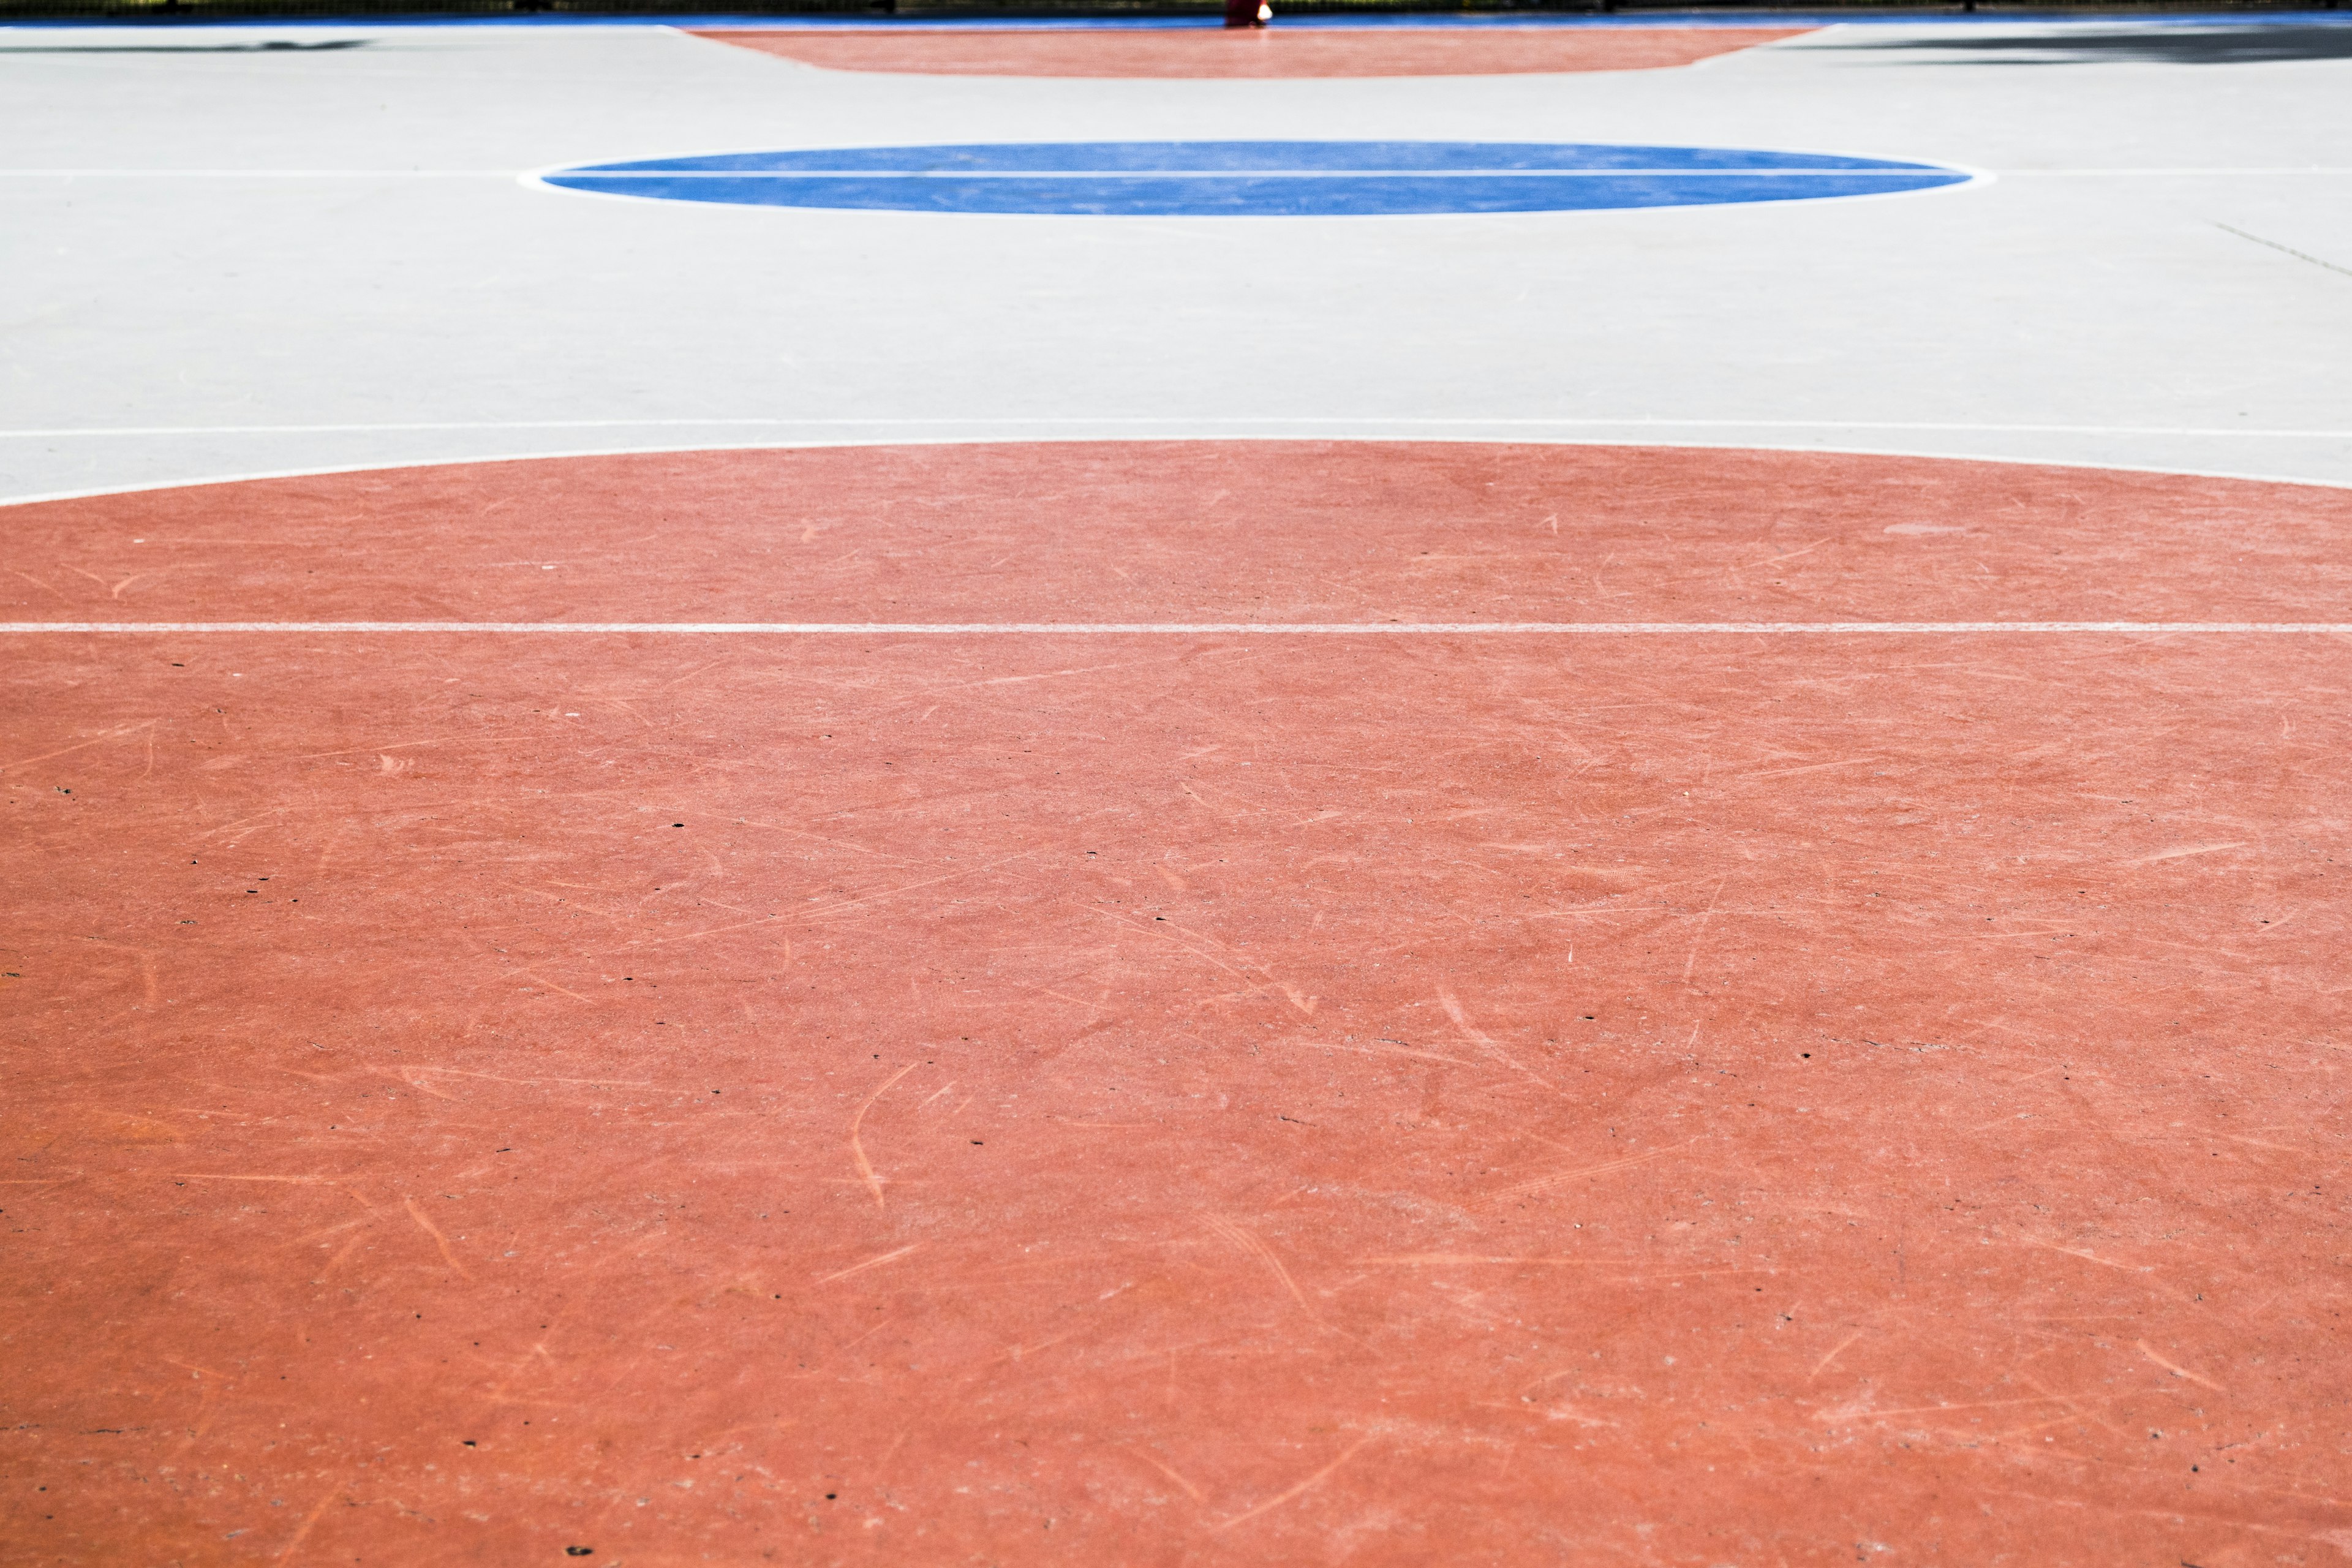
1 18 2348 500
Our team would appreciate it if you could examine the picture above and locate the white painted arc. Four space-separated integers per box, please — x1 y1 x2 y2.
6 419 2350 440
8 439 2349 515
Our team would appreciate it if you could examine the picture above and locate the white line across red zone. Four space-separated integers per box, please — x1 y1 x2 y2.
7 621 2349 634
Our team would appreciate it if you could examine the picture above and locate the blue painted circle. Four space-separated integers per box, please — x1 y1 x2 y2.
541 140 1972 217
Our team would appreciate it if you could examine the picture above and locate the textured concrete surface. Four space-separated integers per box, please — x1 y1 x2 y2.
6 21 2352 1567
8 442 2352 625
1 18 2349 496
7 444 2352 1565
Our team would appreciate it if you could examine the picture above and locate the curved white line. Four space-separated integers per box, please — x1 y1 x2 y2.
4 418 2345 441
5 434 2348 514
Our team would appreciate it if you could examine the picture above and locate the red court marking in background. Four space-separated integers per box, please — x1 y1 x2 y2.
691 26 1811 78
5 444 2347 1566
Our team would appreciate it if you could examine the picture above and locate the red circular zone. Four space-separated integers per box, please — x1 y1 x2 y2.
692 26 1814 78
4 443 2347 1566
8 440 2350 624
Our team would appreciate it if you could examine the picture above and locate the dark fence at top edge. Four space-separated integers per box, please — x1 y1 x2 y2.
0 0 2335 16
0 0 2340 16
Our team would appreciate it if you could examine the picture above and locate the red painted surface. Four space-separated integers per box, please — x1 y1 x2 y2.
7 443 2352 625
690 26 1811 78
6 444 2349 1565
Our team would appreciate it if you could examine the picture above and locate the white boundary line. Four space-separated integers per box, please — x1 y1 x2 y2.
0 170 519 178
4 621 2346 635
6 418 2347 441
2001 168 2352 176
6 435 2351 514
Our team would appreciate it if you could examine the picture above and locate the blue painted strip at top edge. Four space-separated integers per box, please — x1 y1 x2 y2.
9 10 2350 26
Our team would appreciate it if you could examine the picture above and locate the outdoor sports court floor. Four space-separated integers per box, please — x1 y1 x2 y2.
4 12 2351 1567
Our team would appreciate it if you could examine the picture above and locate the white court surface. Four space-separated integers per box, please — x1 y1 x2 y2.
1 13 2350 500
